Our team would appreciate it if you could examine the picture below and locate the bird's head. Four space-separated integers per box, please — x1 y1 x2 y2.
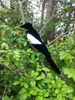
20 22 32 29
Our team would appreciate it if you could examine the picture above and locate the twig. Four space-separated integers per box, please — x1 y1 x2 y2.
39 1 58 35
47 27 75 46
16 0 31 22
15 0 25 5
0 62 31 86
0 62 26 80
18 0 25 24
3 81 7 99
41 61 48 77
39 16 54 35
41 0 47 24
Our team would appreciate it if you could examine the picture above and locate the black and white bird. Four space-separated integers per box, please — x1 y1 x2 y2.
21 22 60 74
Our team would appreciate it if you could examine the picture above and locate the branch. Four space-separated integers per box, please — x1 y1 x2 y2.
47 28 75 46
0 62 26 80
15 0 25 5
16 0 31 22
41 0 47 24
18 0 25 24
39 0 58 35
3 81 7 98
40 61 48 77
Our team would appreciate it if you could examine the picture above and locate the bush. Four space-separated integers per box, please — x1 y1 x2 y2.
0 25 75 100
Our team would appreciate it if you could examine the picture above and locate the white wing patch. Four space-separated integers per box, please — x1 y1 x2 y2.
27 34 42 44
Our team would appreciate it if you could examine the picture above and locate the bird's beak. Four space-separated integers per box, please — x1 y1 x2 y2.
20 25 24 28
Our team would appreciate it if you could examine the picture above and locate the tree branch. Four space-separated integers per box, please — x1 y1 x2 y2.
16 0 31 23
41 0 47 24
3 81 7 98
40 60 48 77
39 0 58 35
47 27 75 46
41 61 48 77
0 62 31 86
0 62 26 79
18 0 25 24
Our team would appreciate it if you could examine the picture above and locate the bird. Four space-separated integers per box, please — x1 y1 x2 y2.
20 22 60 74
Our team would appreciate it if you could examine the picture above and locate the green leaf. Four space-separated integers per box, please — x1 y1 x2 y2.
31 53 35 60
43 78 51 83
55 89 59 94
22 93 28 100
30 90 37 96
0 57 4 61
44 92 49 97
36 76 43 80
20 93 28 100
73 97 75 100
1 43 9 49
2 96 9 100
57 94 63 100
30 81 36 86
36 96 43 100
73 75 75 82
0 24 7 28
24 42 27 46
36 73 45 80
42 67 50 72
24 82 28 88
4 60 9 66
33 86 40 92
59 51 73 62
34 72 39 77
66 87 73 93
13 81 20 85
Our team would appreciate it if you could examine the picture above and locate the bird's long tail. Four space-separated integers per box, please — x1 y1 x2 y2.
45 54 60 74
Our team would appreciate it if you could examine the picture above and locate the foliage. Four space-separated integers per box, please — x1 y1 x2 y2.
0 0 75 100
0 24 75 100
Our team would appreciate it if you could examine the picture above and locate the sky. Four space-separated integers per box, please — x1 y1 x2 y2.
29 0 42 19
0 0 41 19
0 0 10 8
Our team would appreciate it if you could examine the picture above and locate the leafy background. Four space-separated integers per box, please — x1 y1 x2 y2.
0 0 75 100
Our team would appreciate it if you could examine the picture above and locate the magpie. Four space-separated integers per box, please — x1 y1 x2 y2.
21 22 60 74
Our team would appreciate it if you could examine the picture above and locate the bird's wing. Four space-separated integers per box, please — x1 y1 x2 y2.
27 33 42 45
